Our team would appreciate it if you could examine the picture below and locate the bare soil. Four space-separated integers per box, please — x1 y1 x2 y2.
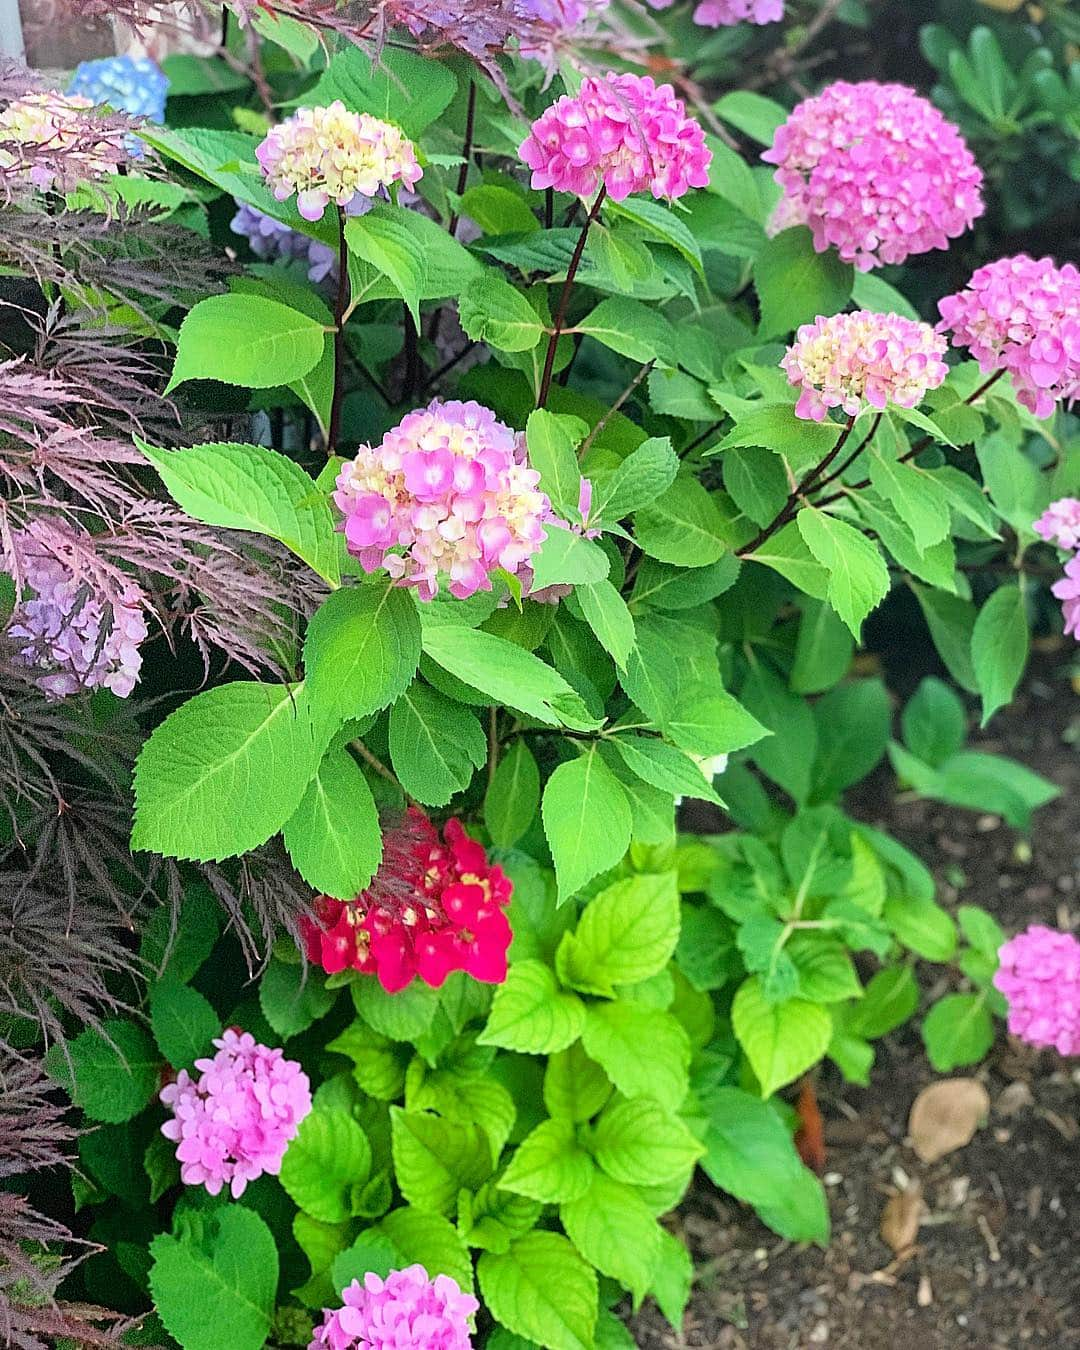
628 650 1080 1349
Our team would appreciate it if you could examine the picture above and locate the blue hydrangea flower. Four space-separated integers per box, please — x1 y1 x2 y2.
67 55 168 156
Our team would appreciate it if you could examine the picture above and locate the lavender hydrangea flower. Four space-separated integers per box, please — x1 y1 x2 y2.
230 202 339 285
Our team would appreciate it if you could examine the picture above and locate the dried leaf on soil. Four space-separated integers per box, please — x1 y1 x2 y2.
880 1178 924 1255
908 1078 990 1163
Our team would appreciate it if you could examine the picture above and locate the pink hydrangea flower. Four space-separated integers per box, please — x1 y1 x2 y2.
4 518 147 699
0 90 128 192
333 399 552 601
762 81 984 270
1053 554 1080 641
993 925 1080 1055
255 102 422 221
937 255 1080 419
310 1267 477 1350
1034 498 1080 552
159 1029 312 1198
519 72 712 202
782 310 949 422
693 0 782 25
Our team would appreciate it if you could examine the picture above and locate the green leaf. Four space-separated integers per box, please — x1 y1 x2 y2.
911 583 979 693
787 936 861 1003
346 206 426 325
592 1099 704 1185
478 1232 597 1350
576 580 636 669
557 872 680 996
45 1020 159 1124
921 994 995 1071
664 688 768 759
883 894 957 961
478 961 586 1055
543 1042 612 1123
141 884 222 984
353 978 440 1041
280 1108 372 1223
747 521 829 599
422 621 594 729
753 228 853 339
542 749 633 904
731 977 833 1097
634 478 728 567
791 599 854 695
149 1208 277 1350
971 583 1029 725
390 1108 493 1214
581 1003 690 1112
699 1087 829 1243
500 1118 595 1203
138 439 340 586
591 437 679 523
577 297 677 367
714 90 789 143
485 740 541 849
740 662 815 804
902 677 967 768
388 683 486 806
797 507 890 639
282 746 382 898
867 452 951 553
132 681 324 862
330 1232 398 1290
259 958 335 1039
301 45 456 138
609 735 721 806
149 980 220 1071
846 966 919 1039
526 411 584 519
166 294 325 393
650 1227 693 1330
305 582 422 729
958 905 1006 958
460 185 540 237
327 1020 408 1100
851 271 919 320
605 196 703 274
528 531 609 591
722 445 790 528
560 1172 660 1306
379 1207 473 1290
810 679 890 801
715 404 841 469
460 273 545 352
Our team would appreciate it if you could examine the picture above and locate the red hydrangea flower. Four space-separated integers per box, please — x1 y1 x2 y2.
301 808 512 993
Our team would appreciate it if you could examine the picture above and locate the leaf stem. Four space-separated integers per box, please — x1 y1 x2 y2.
328 205 351 454
537 187 606 410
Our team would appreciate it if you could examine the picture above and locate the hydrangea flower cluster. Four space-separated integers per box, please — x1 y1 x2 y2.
333 399 551 601
782 310 950 422
519 72 712 202
4 518 148 699
762 81 984 270
0 91 128 192
693 0 782 25
159 1030 312 1198
255 102 422 222
301 807 513 994
1034 498 1080 552
67 54 168 155
937 255 1080 419
1052 556 1080 641
310 1267 477 1350
993 925 1080 1056
230 201 338 284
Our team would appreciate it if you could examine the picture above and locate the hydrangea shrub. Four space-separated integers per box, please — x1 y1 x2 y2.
2 2 1077 1348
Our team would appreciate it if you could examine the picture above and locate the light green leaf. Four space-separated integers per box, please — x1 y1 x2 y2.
389 682 486 806
609 735 721 806
753 228 853 339
149 1208 277 1350
301 45 456 138
542 749 633 904
901 677 967 767
485 739 541 849
138 438 340 586
304 582 422 729
576 579 636 669
543 1042 612 1123
921 994 995 1071
868 452 951 553
479 961 586 1055
740 662 815 804
747 521 829 599
884 893 957 961
650 1227 693 1331
791 599 854 695
558 872 680 996
714 90 788 143
971 583 1029 725
526 410 584 519
591 437 679 523
731 977 833 1097
390 1108 493 1214
528 531 609 591
635 478 728 567
581 1003 690 1112
353 978 440 1041
346 207 425 325
500 1118 595 1203
166 293 325 392
132 681 324 862
282 746 382 898
722 445 790 528
460 272 545 352
846 967 919 1039
592 1098 704 1185
797 507 890 639
149 980 220 1072
478 1232 597 1350
280 1108 372 1223
577 297 677 367
560 1172 660 1306
379 1207 474 1291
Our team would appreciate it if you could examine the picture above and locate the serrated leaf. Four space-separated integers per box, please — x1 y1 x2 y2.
149 980 220 1071
797 507 890 639
388 682 486 806
591 437 678 523
259 958 336 1039
753 227 853 339
609 735 721 805
45 1020 159 1124
479 961 586 1055
722 445 790 528
634 478 728 567
485 739 541 849
921 994 995 1071
282 746 382 898
280 1108 372 1223
543 1042 612 1123
731 977 833 1097
132 681 324 862
581 1003 690 1112
560 1172 660 1306
542 749 632 904
460 272 545 352
478 1232 598 1350
138 438 340 585
500 1118 595 1203
577 297 677 367
592 1098 704 1185
558 872 680 996
971 583 1028 725
526 410 584 519
390 1108 493 1214
867 451 951 553
166 293 325 393
346 207 425 325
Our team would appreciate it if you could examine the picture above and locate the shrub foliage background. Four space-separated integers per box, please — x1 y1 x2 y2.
0 0 1076 1347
